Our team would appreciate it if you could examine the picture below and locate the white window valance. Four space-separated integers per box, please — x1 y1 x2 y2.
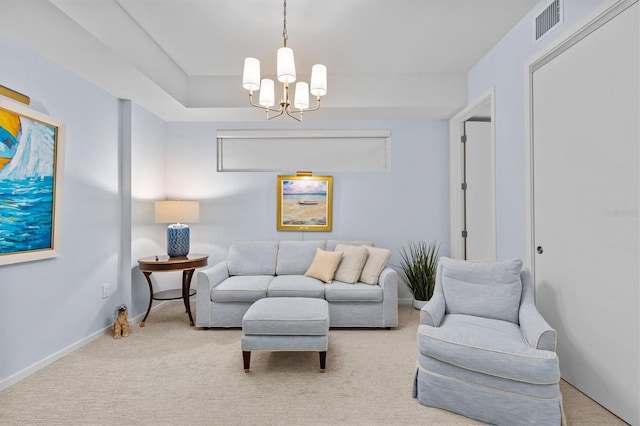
217 129 390 172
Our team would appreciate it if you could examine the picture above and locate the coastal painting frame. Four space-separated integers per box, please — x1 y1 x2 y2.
0 97 66 266
277 174 333 231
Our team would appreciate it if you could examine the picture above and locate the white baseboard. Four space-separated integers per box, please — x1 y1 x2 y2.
398 297 413 306
0 301 169 391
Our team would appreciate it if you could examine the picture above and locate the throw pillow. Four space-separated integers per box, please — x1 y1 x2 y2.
440 257 523 324
359 246 392 285
305 248 344 283
333 244 369 284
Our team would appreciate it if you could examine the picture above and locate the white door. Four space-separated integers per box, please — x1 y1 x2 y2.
531 2 639 424
464 120 495 260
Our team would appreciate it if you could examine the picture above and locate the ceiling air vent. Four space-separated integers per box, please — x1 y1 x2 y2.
535 0 563 42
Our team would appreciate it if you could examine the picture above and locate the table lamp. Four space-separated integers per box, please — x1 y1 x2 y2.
155 200 200 257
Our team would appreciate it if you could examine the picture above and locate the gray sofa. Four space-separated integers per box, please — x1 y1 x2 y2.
196 240 398 328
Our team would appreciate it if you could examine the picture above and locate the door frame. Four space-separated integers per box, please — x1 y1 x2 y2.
449 88 496 260
524 0 636 274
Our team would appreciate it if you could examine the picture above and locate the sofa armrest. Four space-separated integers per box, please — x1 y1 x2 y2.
378 266 398 328
420 292 445 327
519 269 557 351
195 261 229 327
197 261 229 295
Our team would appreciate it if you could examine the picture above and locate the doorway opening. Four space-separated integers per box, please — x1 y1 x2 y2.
449 89 496 260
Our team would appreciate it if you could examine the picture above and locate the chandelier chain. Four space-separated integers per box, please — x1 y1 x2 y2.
282 0 288 47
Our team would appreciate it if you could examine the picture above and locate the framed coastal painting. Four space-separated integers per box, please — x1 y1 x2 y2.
277 174 333 231
0 98 66 265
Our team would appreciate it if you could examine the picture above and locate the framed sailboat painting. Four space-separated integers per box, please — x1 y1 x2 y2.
0 98 66 265
276 174 333 232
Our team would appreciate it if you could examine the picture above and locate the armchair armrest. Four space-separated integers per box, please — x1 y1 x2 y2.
519 303 556 351
420 291 445 327
519 269 557 351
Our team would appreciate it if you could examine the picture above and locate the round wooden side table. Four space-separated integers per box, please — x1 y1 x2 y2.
137 254 208 327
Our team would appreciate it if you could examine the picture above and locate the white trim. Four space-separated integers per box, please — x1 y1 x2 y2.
449 88 496 260
0 325 107 391
0 301 168 391
217 129 391 139
524 0 637 275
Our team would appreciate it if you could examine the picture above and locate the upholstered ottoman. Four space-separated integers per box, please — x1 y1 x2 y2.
241 297 330 372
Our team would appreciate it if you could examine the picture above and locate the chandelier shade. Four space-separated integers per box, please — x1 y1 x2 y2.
241 0 326 121
277 47 296 83
259 79 275 107
242 58 260 91
310 64 328 97
294 82 309 110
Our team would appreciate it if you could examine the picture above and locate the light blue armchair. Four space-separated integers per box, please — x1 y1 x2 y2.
413 257 563 425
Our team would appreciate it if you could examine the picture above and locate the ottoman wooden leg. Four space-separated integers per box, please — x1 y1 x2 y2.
319 351 327 372
243 351 251 373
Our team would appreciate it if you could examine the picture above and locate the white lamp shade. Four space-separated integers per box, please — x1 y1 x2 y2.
155 200 200 224
310 64 327 97
259 79 275 107
294 82 309 109
242 57 261 91
277 47 296 83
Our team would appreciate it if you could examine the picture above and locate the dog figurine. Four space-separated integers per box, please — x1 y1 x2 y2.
113 304 130 339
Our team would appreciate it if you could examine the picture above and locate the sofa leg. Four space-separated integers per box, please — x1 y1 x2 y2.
243 351 251 373
319 351 327 372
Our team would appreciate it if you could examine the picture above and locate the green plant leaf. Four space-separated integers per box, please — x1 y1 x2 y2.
396 241 439 301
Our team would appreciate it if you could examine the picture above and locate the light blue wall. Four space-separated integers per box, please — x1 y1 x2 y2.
0 33 124 384
0 33 173 387
467 0 613 259
130 103 171 318
164 119 451 302
0 31 452 386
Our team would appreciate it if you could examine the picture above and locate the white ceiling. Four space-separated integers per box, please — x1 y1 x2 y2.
0 0 539 121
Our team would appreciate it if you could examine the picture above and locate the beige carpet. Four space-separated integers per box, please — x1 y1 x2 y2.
0 302 625 425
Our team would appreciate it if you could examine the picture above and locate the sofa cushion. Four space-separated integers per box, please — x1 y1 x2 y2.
333 244 369 284
276 240 326 275
227 240 278 276
211 275 273 302
417 314 559 384
305 248 343 283
359 246 391 285
267 275 326 298
440 257 522 323
325 281 383 302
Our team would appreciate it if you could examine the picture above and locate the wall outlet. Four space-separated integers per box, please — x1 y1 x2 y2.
102 283 110 298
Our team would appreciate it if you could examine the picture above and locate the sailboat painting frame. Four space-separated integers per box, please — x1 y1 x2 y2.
0 98 66 265
277 174 333 232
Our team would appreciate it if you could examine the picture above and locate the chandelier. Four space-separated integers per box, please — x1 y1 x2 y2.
242 0 327 121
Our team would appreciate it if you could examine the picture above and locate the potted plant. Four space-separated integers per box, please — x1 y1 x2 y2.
398 241 439 309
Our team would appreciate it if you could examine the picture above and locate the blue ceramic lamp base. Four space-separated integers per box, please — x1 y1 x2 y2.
167 224 190 257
